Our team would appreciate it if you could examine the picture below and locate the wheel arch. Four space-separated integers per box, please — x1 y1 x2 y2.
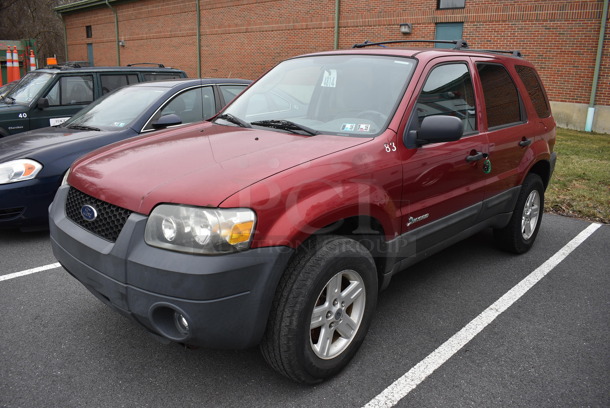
527 159 551 189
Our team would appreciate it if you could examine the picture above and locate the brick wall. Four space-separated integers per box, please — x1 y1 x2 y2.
61 0 609 106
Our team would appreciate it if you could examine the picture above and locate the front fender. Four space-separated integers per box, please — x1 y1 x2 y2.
234 177 398 248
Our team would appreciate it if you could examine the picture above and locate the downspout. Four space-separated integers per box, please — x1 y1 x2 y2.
334 0 340 49
105 0 121 66
59 13 68 63
196 0 201 77
585 0 609 132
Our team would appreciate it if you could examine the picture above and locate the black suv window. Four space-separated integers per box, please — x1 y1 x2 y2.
143 73 184 81
416 63 476 133
45 75 94 106
515 65 551 119
101 74 139 94
477 64 523 129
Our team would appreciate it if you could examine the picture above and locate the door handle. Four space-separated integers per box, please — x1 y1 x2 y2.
466 151 485 162
519 138 532 147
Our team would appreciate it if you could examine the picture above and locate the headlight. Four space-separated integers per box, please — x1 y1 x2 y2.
145 205 256 255
0 159 43 184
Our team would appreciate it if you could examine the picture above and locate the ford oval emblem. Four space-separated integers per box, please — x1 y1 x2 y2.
81 205 98 222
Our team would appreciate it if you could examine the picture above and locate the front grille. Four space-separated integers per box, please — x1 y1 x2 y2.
65 187 132 242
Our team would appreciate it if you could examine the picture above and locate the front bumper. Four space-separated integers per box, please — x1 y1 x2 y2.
49 186 294 349
0 176 60 230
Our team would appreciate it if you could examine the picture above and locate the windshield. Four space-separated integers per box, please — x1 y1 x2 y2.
2 72 54 105
218 54 415 136
63 85 166 131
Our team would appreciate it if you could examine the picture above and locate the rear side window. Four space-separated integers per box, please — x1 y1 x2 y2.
219 84 247 106
101 74 139 94
416 63 477 133
477 64 523 129
515 65 551 118
45 75 94 106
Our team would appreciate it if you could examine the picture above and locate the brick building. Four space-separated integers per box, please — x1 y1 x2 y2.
56 0 609 133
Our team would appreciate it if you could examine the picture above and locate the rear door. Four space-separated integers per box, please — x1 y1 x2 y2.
472 59 531 200
399 58 489 241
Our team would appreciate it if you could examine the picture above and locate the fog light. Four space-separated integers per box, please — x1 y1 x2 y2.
174 312 190 336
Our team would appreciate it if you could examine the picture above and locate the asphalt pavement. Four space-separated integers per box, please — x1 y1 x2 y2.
1 213 608 408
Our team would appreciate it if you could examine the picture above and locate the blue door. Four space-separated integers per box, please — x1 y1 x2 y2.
87 43 94 67
435 23 464 48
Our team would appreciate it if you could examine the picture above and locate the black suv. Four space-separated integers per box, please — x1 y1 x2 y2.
0 64 187 137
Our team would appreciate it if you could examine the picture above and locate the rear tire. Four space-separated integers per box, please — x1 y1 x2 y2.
260 235 378 384
494 174 544 254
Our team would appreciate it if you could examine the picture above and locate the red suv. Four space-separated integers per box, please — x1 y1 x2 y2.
49 40 556 384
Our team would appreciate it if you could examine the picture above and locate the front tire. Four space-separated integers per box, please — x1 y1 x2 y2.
494 173 544 254
260 235 378 384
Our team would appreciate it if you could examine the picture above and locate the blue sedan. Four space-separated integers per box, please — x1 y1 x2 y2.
0 78 251 230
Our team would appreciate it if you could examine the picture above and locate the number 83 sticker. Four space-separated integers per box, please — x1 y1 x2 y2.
384 142 397 153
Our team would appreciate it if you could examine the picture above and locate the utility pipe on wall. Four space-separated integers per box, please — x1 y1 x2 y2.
196 0 201 77
334 0 340 49
585 0 608 132
105 0 121 66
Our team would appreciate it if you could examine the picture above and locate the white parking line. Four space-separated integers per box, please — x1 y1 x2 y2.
0 263 61 282
364 222 602 408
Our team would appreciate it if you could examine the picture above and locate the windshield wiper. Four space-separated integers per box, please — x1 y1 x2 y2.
250 119 319 136
0 95 15 104
66 124 101 131
215 113 251 128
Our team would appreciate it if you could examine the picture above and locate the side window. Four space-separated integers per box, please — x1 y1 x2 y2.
145 86 216 131
45 75 93 106
416 63 476 133
477 64 524 129
219 85 247 107
101 74 139 94
143 73 184 81
515 65 551 118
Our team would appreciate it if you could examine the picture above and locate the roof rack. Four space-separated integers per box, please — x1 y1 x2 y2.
469 49 523 57
352 39 469 50
126 62 166 68
352 39 523 57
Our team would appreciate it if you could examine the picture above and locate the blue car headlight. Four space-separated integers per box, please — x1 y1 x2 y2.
0 159 43 184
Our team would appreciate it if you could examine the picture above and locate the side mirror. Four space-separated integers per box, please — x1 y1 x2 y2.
37 98 50 110
416 115 463 146
151 114 182 130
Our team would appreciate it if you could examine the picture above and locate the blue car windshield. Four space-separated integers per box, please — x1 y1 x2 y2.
64 86 167 130
219 54 416 137
3 72 54 105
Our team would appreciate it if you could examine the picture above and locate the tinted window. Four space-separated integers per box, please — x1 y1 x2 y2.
143 73 184 81
516 65 551 118
416 63 476 133
145 86 216 131
101 74 139 94
45 75 93 106
477 64 523 129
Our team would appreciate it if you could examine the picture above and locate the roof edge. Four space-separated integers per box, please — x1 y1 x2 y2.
55 0 133 14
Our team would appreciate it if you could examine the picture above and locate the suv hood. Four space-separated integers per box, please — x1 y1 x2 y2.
69 122 371 214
